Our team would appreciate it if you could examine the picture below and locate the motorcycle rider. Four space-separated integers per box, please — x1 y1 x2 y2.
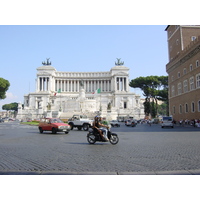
92 116 109 141
98 116 109 141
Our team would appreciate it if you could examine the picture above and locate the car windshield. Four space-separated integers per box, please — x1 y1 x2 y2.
163 117 172 121
50 118 63 123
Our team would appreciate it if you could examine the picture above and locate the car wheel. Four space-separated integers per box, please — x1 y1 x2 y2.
65 131 69 134
39 127 43 133
83 123 89 131
69 123 74 130
52 128 57 134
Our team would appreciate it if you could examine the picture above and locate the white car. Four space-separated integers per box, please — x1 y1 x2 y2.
161 116 174 128
110 120 120 127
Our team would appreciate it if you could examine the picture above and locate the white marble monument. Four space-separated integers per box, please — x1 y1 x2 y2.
17 59 144 120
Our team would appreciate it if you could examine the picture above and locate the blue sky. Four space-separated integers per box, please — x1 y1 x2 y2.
0 25 168 110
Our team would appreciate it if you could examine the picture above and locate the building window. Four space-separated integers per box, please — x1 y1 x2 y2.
183 80 188 93
191 102 195 112
196 74 200 88
171 75 174 82
179 104 182 114
173 106 175 114
183 68 187 75
178 72 181 78
124 102 127 109
177 82 182 95
171 85 175 97
190 77 195 90
185 103 188 113
191 36 197 41
196 60 199 67
198 101 200 112
190 64 193 71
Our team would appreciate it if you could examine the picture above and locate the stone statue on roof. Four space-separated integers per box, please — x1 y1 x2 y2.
115 58 124 66
42 58 51 65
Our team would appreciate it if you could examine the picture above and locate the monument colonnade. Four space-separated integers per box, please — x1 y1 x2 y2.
36 72 129 93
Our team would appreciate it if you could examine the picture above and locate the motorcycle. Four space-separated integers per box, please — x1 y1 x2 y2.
87 127 119 145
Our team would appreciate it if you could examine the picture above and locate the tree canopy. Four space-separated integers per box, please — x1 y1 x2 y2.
129 75 168 118
2 102 18 111
0 77 10 100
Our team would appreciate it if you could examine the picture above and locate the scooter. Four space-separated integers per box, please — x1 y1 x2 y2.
87 127 119 145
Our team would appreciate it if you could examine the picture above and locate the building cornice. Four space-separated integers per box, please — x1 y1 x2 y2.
166 44 200 73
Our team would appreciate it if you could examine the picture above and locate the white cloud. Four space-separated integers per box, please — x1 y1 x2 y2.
5 92 18 100
0 92 20 111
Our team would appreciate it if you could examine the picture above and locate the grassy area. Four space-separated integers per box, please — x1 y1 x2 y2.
20 121 39 126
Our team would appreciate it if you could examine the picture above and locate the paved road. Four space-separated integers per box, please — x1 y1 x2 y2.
0 121 200 175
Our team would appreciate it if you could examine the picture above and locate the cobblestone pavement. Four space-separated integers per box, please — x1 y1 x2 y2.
1 121 200 174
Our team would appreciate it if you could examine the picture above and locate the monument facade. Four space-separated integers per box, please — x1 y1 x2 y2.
17 59 144 120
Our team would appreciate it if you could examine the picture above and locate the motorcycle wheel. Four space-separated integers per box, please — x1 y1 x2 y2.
87 134 96 144
109 134 119 145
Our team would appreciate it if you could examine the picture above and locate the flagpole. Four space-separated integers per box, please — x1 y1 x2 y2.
57 88 61 112
60 92 61 111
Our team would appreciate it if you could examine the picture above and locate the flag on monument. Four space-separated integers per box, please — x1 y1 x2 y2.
54 88 61 96
92 88 101 94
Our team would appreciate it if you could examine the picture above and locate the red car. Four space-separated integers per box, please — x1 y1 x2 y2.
38 118 70 134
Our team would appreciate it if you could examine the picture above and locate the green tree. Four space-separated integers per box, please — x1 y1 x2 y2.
2 102 18 111
0 77 10 100
129 75 168 118
157 103 168 116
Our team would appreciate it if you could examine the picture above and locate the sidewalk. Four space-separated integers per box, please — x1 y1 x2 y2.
174 124 199 128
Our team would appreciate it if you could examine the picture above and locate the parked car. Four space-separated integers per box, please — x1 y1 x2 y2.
131 120 137 127
110 120 120 127
125 119 131 126
0 118 4 123
38 118 71 134
125 119 137 127
161 116 174 128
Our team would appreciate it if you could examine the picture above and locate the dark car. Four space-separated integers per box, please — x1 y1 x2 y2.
131 120 137 127
0 119 4 123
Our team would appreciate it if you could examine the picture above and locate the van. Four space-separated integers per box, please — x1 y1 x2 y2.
161 116 174 128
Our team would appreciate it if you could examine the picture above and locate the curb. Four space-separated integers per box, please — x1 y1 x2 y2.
1 169 200 175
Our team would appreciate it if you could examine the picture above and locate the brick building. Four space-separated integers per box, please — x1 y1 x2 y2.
165 25 200 121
